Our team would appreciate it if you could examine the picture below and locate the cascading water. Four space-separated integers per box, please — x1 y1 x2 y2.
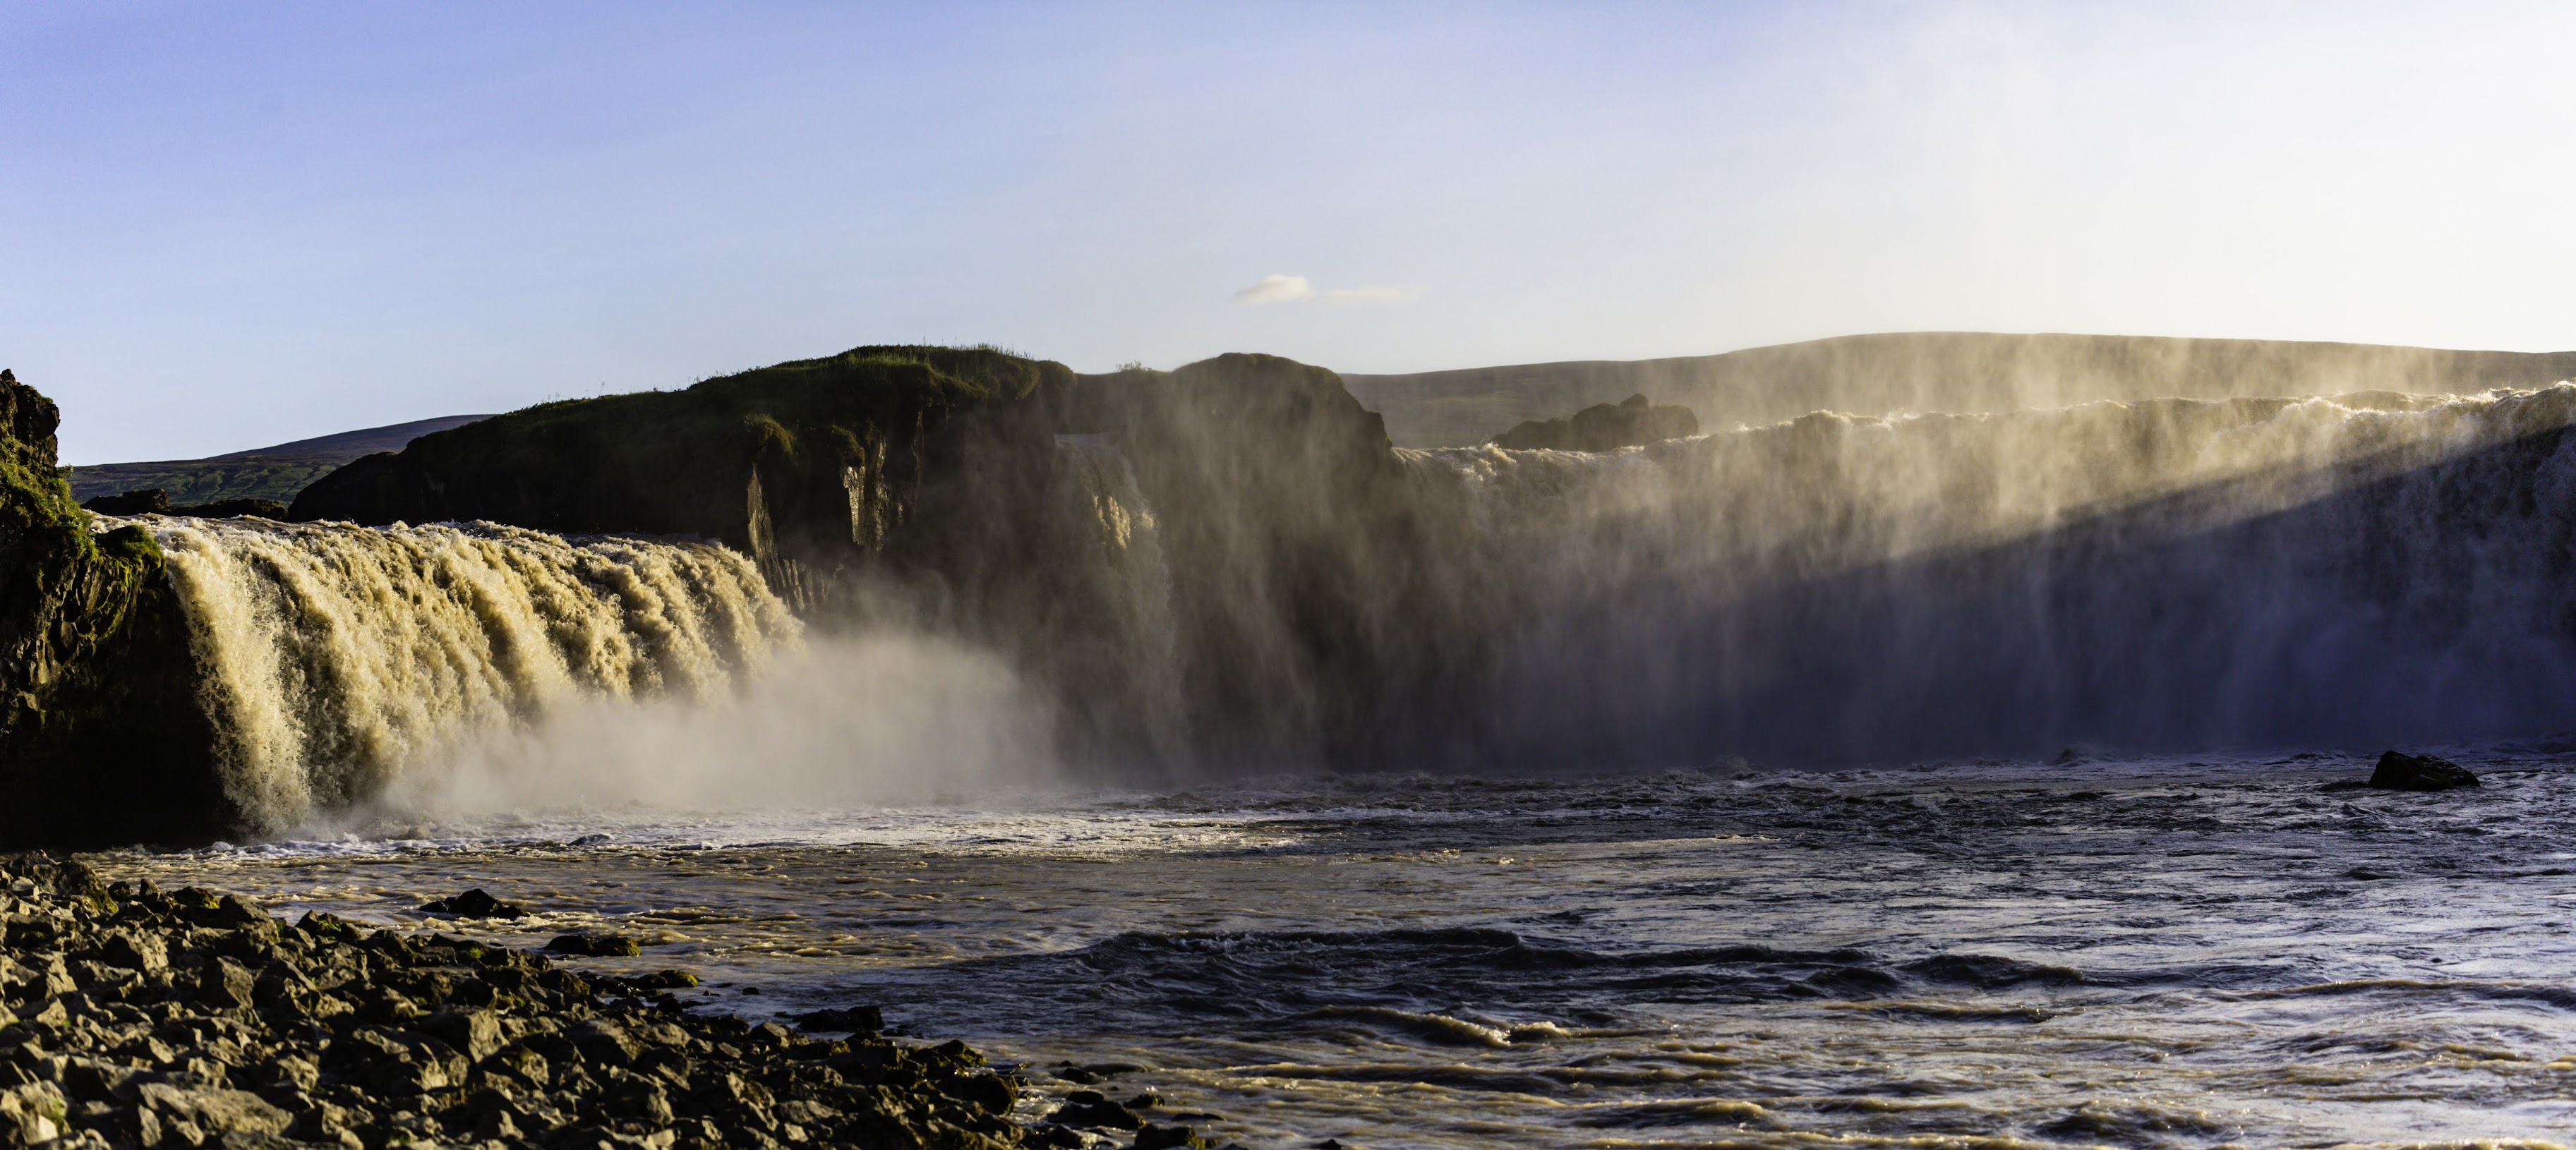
92 378 2576 1148
1404 384 2576 763
1048 435 1191 765
88 384 2576 831
129 516 800 833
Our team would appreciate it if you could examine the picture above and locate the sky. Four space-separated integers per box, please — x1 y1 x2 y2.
6 2 2575 464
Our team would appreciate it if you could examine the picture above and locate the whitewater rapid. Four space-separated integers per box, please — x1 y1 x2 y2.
127 517 800 833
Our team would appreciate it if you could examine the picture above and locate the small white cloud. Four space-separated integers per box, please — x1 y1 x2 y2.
1323 284 1426 305
1231 274 1315 304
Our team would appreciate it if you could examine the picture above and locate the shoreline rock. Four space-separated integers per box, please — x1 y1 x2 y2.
0 854 1034 1149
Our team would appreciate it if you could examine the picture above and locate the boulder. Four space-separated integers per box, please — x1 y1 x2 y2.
418 889 529 919
547 931 642 957
2367 751 2479 792
1047 1090 1143 1130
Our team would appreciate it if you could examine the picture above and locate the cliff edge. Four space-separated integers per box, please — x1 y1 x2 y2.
0 370 228 847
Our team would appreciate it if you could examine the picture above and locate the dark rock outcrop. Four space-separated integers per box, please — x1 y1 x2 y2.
78 490 287 519
1490 393 1699 451
289 346 1082 614
78 489 169 516
287 347 1475 770
420 890 530 919
2367 751 2479 792
0 854 1035 1149
0 370 229 848
547 932 644 957
171 497 289 519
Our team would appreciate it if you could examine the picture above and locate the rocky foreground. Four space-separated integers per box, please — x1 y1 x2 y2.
0 855 1215 1150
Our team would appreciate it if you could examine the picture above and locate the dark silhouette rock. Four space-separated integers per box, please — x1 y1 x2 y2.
547 931 643 957
419 888 529 919
169 497 289 519
1136 1122 1213 1150
1047 1090 1143 1130
79 488 169 515
2367 751 2479 791
1490 393 1699 451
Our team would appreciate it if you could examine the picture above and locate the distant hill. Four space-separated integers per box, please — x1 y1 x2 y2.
1341 332 2576 446
67 413 494 504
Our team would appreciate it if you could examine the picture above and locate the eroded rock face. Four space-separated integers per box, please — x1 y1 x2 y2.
0 370 229 848
1490 393 1700 452
0 853 1038 1149
2367 750 2480 792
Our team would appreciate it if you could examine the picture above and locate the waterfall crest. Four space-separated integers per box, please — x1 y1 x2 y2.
132 517 799 833
1402 385 2576 761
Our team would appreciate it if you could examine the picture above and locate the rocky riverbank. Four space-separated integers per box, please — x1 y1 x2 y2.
0 854 1207 1150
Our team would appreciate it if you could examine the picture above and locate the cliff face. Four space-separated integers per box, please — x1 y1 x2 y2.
290 346 1078 610
287 348 1467 770
0 370 228 847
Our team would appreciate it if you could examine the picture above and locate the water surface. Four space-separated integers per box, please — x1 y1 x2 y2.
104 750 2576 1149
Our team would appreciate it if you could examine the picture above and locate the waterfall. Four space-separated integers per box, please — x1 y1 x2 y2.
131 517 800 833
1054 435 1190 764
1403 385 2576 761
95 383 2576 831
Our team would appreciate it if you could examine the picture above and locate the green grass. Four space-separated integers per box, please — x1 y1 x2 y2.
67 459 342 505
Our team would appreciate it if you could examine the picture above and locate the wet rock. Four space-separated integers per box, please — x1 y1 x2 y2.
790 1005 882 1033
1136 1122 1214 1150
416 889 529 919
1047 1090 1143 1130
946 1073 1018 1113
2366 750 2479 792
548 931 643 957
0 853 1040 1147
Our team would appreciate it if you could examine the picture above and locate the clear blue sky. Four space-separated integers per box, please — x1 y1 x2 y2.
7 2 2573 463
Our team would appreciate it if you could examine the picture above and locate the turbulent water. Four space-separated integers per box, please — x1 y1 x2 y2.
104 754 2576 1148
128 517 801 832
82 386 2576 1145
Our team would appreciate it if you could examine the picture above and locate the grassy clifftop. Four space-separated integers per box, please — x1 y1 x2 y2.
290 346 1081 603
68 413 493 505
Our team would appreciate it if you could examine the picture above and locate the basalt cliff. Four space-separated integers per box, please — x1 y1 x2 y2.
0 371 229 847
10 339 2576 849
